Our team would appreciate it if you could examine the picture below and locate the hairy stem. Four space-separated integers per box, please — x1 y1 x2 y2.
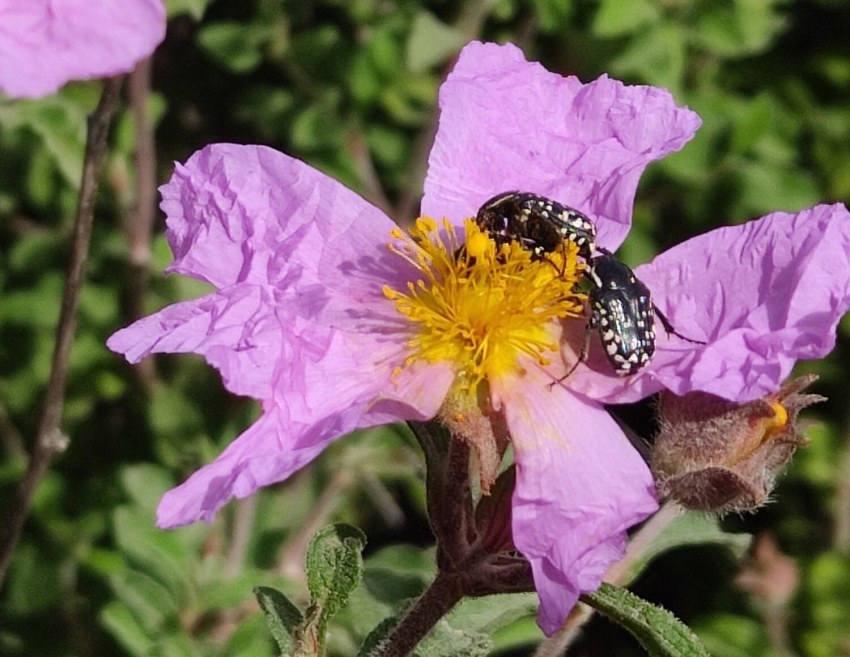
372 571 465 657
0 76 124 586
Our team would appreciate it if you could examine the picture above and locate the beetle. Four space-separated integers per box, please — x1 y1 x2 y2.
564 253 705 378
475 191 597 262
470 191 704 378
583 254 658 376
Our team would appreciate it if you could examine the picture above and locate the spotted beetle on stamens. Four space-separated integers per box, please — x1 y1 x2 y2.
475 191 597 262
469 191 705 378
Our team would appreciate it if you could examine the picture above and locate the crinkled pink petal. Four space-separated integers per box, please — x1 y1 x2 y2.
570 203 850 403
0 0 165 98
422 41 700 250
107 284 286 399
161 143 407 293
492 363 658 635
156 363 452 527
111 143 423 398
148 317 453 527
109 141 457 526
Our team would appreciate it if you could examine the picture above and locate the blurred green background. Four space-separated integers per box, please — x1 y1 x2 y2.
2 0 850 655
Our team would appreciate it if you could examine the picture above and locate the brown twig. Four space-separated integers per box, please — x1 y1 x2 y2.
277 469 355 582
349 130 394 219
0 76 124 586
833 417 850 554
125 57 159 389
224 494 259 579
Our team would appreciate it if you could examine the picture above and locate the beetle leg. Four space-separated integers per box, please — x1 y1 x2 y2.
654 307 707 345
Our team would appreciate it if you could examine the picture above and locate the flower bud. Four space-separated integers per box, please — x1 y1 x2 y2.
650 375 824 513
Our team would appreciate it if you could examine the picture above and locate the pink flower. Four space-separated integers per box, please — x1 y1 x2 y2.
0 0 165 99
108 41 850 634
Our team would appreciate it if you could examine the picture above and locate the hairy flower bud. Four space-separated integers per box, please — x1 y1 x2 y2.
650 375 824 513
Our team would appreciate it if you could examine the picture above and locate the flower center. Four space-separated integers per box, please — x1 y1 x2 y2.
384 217 586 390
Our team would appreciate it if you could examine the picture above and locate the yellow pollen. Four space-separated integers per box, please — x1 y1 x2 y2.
384 217 586 389
768 402 789 432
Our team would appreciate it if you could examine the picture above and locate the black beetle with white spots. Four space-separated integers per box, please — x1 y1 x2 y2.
473 191 704 378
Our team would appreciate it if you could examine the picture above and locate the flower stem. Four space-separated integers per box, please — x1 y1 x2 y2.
0 76 124 586
371 571 465 657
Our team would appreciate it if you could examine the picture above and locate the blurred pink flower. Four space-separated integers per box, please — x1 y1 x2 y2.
0 0 165 98
108 41 850 633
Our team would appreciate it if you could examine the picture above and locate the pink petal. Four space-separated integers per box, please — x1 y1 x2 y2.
158 360 453 528
110 141 458 526
107 284 284 399
108 276 454 446
161 143 406 292
492 363 658 635
571 204 850 403
422 41 700 249
110 142 428 398
0 0 165 98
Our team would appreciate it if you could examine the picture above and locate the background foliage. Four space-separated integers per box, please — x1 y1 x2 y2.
2 0 850 655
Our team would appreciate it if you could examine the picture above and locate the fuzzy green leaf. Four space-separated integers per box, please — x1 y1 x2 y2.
619 511 751 585
582 583 711 657
304 524 367 653
254 586 303 655
306 524 367 617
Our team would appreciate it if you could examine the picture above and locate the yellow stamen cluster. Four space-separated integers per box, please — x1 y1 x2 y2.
384 217 586 389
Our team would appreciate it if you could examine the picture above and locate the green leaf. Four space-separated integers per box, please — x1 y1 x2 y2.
99 601 155 657
358 609 494 657
416 620 492 657
530 0 575 31
111 506 195 595
299 524 367 654
166 0 214 20
582 583 711 657
406 12 465 73
335 544 433 639
224 612 278 656
693 0 787 57
119 464 174 510
618 511 751 585
289 100 345 150
592 0 660 38
197 22 271 74
358 615 401 657
735 159 819 214
107 569 179 634
609 22 686 93
695 613 766 657
305 524 367 619
801 553 850 657
3 542 63 614
491 615 544 653
14 94 87 184
254 586 303 655
447 593 539 637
